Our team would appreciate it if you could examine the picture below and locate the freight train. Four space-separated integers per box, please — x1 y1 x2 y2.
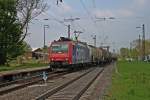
49 37 116 70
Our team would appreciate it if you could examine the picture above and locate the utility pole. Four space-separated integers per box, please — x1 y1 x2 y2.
142 24 145 60
139 34 141 59
64 17 80 39
68 25 71 39
93 35 96 47
136 24 146 60
43 25 49 48
34 19 50 48
130 42 132 58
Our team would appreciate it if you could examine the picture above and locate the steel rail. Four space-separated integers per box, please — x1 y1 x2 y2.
0 74 42 88
72 68 104 100
0 71 69 95
35 68 94 100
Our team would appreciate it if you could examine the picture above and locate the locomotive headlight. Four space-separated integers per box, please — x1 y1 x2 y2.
51 58 54 61
65 58 68 61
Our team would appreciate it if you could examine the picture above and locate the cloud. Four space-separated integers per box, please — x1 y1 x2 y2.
131 0 148 10
92 0 147 18
93 9 115 17
47 1 72 16
136 0 147 7
93 9 134 18
57 2 72 13
62 3 72 12
117 9 134 17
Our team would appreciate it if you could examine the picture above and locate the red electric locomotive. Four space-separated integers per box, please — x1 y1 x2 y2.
49 37 90 69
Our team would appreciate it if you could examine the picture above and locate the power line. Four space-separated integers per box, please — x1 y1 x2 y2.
39 12 79 38
64 17 80 38
75 22 85 32
44 12 85 39
46 1 87 39
80 0 102 35
49 1 83 33
92 0 96 8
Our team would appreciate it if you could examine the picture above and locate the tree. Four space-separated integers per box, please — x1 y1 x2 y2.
16 0 48 43
0 0 48 65
0 0 23 65
145 40 150 55
120 39 150 60
120 48 129 59
23 42 32 52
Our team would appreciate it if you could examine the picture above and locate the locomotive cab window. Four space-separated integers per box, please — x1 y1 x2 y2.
51 44 68 53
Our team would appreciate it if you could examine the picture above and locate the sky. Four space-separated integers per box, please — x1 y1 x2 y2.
25 0 150 52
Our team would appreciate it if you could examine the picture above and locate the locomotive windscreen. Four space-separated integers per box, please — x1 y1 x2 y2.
51 43 68 53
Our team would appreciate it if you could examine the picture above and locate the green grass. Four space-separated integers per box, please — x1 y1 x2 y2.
0 61 48 72
105 61 150 100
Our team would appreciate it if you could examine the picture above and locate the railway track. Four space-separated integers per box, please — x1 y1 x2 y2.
0 67 50 84
0 65 110 100
0 67 96 100
35 67 104 100
0 72 50 88
0 70 69 95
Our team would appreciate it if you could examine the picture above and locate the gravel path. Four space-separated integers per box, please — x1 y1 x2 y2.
79 63 115 100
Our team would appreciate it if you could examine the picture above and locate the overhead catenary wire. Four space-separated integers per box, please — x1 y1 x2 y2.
36 12 80 39
80 0 102 35
42 1 86 38
33 0 93 40
50 0 83 32
92 0 96 9
58 0 85 36
47 0 79 31
75 22 85 32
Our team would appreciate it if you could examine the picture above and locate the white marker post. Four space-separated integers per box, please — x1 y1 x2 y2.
42 71 48 85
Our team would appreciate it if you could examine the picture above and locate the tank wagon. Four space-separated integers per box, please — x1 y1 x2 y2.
88 45 103 64
49 37 114 69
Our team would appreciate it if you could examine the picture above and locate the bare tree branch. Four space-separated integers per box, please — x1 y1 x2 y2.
16 0 48 43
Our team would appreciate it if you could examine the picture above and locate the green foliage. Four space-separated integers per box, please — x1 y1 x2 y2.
0 0 25 65
145 40 150 55
0 0 47 65
106 61 150 100
120 39 150 60
120 48 130 58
